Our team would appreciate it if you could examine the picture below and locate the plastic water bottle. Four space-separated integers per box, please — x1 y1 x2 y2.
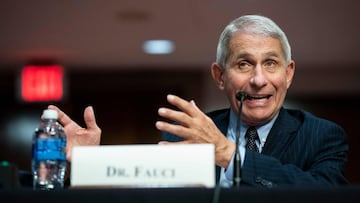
32 109 67 190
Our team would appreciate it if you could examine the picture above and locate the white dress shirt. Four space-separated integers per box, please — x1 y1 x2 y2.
219 110 278 187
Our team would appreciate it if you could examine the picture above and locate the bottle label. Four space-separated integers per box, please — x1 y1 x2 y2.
33 138 66 161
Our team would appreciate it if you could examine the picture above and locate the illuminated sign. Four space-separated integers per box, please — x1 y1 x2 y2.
21 65 63 102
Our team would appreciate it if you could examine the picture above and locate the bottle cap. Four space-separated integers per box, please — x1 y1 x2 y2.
42 109 58 119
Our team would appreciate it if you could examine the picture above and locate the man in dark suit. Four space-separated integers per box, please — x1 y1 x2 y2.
155 15 348 187
47 15 348 187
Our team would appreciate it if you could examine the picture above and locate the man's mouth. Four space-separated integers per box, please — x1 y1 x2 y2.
245 94 272 100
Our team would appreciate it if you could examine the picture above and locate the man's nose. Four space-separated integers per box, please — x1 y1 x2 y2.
249 65 267 88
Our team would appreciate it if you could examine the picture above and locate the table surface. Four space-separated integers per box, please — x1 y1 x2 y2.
1 186 360 203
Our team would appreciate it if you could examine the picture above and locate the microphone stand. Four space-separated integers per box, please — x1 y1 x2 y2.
233 92 246 187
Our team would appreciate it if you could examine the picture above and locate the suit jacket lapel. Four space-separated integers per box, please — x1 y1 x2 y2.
261 108 300 158
211 108 301 182
211 109 230 136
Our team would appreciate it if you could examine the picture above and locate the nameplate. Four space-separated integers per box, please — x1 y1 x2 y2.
71 144 215 188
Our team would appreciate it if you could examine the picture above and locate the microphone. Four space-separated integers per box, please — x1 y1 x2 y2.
236 92 247 102
233 91 247 187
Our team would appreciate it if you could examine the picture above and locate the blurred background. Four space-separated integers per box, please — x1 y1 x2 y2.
0 0 359 183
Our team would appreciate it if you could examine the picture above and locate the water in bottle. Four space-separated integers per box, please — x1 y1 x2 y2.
32 109 67 190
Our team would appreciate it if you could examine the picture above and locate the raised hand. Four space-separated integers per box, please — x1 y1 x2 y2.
48 105 101 162
156 94 235 168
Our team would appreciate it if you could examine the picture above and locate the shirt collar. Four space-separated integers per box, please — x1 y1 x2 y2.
228 109 279 144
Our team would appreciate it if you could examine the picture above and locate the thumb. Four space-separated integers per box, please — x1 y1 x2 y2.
83 106 99 129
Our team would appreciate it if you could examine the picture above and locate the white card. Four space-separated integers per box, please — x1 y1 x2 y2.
71 144 215 188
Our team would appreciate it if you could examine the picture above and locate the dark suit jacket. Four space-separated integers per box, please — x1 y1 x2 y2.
162 107 349 187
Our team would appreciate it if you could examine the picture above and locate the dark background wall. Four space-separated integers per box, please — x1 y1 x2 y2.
0 67 359 184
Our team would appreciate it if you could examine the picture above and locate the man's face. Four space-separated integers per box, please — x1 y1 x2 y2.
213 32 295 126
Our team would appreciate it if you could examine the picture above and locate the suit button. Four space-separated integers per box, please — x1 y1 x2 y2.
255 177 262 183
255 177 274 188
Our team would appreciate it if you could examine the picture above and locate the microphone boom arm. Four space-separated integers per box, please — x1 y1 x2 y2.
233 91 247 187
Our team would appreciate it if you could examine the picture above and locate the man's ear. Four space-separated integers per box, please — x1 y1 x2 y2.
286 60 295 89
211 63 225 90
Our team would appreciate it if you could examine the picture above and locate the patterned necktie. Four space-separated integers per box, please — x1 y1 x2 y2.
245 126 259 152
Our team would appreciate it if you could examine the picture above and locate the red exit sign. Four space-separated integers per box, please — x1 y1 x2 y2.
21 65 64 102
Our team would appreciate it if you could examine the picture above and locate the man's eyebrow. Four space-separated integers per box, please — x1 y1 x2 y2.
231 51 282 61
263 51 281 58
233 52 253 60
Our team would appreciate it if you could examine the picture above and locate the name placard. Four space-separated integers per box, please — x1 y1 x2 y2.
71 144 215 188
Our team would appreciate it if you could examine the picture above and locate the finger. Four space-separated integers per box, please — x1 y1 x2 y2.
155 121 192 139
83 106 99 130
48 105 74 126
158 107 192 126
167 94 198 117
190 100 200 111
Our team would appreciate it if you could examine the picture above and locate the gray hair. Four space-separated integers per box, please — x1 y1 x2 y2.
216 15 292 68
